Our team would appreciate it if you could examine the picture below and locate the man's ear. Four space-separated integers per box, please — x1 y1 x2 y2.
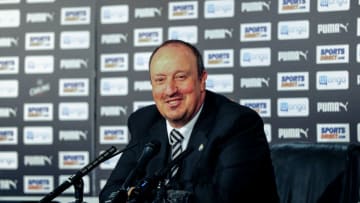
200 71 207 92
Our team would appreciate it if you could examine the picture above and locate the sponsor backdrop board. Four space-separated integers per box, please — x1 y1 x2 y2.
0 0 360 199
0 0 96 199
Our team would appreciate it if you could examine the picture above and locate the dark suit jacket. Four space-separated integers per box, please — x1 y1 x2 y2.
99 90 279 203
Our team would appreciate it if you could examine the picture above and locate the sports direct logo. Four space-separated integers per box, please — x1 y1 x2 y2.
101 53 128 72
240 22 271 42
316 44 349 64
59 151 89 169
168 1 198 20
59 78 89 96
277 72 309 91
240 99 271 117
25 32 54 50
0 56 19 74
279 0 310 14
317 123 350 142
134 28 163 47
100 125 128 144
204 49 234 68
0 127 17 145
316 71 348 90
23 103 53 121
24 176 53 194
61 7 91 25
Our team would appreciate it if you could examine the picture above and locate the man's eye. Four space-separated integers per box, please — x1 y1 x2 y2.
154 78 164 83
176 75 186 80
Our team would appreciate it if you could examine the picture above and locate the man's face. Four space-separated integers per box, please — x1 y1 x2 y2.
150 43 207 128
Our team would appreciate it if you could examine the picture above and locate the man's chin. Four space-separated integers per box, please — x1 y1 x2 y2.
166 114 187 125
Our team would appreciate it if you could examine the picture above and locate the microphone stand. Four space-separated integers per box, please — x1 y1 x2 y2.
39 146 117 203
73 178 84 203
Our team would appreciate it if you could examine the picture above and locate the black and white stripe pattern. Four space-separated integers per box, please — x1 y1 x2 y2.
169 129 184 178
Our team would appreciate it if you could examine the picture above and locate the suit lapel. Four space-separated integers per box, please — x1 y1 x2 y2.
145 118 170 176
181 92 217 181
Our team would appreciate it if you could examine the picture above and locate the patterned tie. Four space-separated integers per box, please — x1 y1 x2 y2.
169 129 184 178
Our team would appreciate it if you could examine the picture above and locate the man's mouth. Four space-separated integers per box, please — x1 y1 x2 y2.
166 97 182 108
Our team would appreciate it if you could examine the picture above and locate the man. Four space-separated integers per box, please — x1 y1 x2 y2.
99 40 279 202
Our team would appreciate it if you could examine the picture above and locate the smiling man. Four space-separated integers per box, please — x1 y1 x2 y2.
99 40 279 203
149 41 207 129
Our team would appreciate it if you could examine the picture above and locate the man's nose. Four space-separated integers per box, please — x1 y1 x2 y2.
164 80 178 95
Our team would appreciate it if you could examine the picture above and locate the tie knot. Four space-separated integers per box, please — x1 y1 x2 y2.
169 129 184 145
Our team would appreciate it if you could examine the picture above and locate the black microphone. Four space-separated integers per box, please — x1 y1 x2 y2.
108 140 161 203
128 147 194 203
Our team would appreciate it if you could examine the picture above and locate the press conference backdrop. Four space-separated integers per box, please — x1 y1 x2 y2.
0 0 359 199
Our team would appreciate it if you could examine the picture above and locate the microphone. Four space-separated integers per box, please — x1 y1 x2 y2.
108 140 161 203
39 142 138 203
128 147 194 203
